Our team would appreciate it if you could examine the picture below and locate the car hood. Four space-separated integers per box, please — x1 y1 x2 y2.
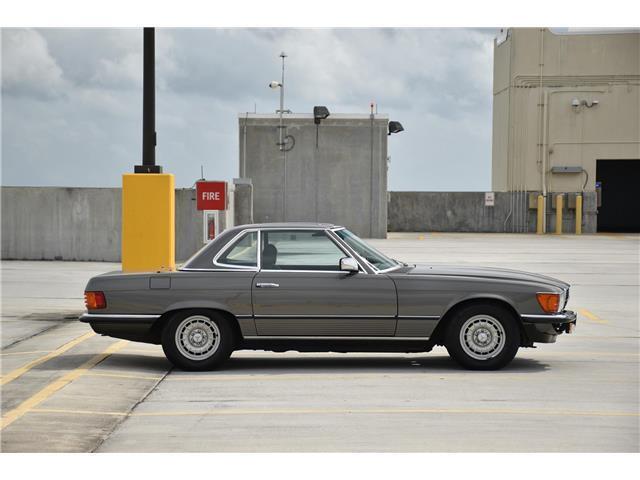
399 264 569 290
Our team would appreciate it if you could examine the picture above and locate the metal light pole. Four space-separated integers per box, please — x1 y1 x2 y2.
136 27 161 174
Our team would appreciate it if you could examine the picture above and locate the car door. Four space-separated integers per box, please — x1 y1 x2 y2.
252 229 397 336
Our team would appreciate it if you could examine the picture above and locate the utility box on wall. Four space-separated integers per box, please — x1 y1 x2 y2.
238 113 392 238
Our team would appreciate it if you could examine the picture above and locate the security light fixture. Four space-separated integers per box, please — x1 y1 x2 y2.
388 121 404 135
572 98 600 111
313 106 331 149
313 106 330 125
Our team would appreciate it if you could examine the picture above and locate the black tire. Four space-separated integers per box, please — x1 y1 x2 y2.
445 303 520 370
161 309 235 371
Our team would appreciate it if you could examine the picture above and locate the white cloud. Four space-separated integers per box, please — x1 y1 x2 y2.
2 28 497 191
1 28 67 99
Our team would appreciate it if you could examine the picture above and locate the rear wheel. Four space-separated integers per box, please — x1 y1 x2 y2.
161 310 235 371
445 303 520 370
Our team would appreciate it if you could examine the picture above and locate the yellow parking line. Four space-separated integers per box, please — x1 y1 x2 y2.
0 350 53 357
578 309 609 324
29 406 639 419
1 340 128 431
1 332 95 386
85 371 165 381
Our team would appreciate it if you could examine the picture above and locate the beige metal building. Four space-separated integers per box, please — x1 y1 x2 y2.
492 28 640 232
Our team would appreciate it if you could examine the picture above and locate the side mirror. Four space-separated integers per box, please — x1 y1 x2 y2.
340 257 359 273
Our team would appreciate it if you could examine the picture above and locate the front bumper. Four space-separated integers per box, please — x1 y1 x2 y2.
520 310 577 344
521 310 577 324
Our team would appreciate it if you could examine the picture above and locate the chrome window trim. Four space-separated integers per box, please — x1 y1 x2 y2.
212 228 260 270
329 228 400 275
179 267 258 272
242 336 431 341
258 228 367 274
325 229 372 274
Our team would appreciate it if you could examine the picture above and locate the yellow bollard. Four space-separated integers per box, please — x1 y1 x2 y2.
555 193 563 235
575 194 583 235
536 195 544 234
122 173 175 272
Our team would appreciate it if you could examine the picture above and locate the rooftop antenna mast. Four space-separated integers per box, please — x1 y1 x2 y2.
277 51 287 151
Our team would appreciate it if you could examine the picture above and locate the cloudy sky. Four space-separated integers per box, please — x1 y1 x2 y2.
1 28 497 191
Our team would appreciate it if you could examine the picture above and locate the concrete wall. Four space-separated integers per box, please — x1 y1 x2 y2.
492 28 640 194
1 187 227 262
239 113 390 238
388 191 597 233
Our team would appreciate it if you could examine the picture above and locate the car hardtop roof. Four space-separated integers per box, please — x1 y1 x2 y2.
230 222 343 231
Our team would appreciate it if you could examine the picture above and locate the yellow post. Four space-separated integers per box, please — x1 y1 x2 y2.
575 194 583 235
555 193 563 235
122 173 175 272
536 195 544 234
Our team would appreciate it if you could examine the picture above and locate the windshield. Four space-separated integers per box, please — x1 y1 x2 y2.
333 229 399 271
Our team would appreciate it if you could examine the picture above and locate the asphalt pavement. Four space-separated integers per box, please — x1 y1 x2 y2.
1 232 638 452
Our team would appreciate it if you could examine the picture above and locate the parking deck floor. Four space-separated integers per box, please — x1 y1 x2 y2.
1 233 638 452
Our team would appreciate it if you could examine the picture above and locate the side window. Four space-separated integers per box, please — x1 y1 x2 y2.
261 230 347 271
217 231 258 268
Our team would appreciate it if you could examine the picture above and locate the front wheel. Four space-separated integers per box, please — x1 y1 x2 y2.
445 303 520 370
161 310 235 371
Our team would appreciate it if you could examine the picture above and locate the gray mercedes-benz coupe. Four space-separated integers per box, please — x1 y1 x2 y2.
81 223 576 370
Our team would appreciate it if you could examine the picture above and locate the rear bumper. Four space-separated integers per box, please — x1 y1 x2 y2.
79 313 162 344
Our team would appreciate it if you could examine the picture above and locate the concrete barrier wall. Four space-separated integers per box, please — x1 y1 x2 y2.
1 187 598 263
388 191 597 233
1 187 216 262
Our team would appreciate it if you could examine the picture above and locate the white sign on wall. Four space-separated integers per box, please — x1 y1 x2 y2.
485 192 495 207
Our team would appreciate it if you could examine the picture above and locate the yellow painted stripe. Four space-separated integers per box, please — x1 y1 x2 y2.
1 332 95 386
29 406 639 419
578 308 609 324
1 340 128 430
85 371 164 381
0 350 53 357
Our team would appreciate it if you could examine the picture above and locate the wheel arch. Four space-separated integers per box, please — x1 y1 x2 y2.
150 306 243 346
427 296 526 348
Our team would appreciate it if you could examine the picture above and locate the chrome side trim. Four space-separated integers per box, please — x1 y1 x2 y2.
80 313 161 320
242 336 430 341
397 315 440 320
253 314 396 318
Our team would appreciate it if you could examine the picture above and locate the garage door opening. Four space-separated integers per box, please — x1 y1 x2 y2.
596 159 640 232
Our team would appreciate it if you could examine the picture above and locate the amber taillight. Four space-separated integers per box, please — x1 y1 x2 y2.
85 291 107 310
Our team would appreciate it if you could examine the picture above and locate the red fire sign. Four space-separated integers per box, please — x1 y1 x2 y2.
196 181 227 211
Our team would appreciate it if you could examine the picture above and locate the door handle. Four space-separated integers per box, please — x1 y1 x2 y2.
256 282 280 288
